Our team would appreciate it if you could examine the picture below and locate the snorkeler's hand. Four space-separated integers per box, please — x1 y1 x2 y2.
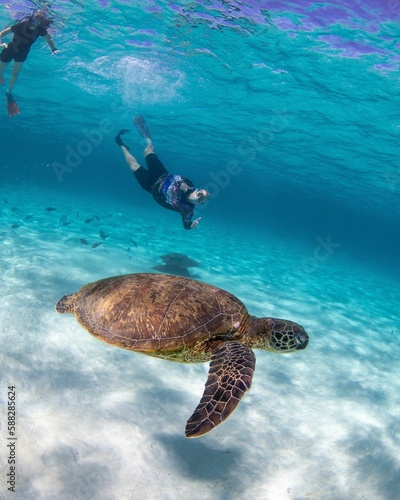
0 43 7 49
190 217 201 229
52 48 60 55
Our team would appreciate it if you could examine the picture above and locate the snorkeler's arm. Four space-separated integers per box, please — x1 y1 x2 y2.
178 178 195 194
180 206 194 230
179 182 191 192
180 205 201 230
42 33 58 53
190 217 201 229
0 27 12 45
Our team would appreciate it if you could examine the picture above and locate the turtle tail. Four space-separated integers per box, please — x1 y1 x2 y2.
56 293 77 314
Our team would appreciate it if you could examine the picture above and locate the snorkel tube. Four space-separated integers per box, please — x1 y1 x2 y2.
28 10 53 28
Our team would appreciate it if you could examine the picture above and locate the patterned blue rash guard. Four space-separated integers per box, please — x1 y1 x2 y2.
151 174 196 230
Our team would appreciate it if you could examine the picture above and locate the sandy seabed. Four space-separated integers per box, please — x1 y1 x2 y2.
0 184 399 500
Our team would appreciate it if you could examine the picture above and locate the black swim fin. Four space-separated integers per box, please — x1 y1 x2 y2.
133 115 151 139
6 92 20 117
115 129 130 149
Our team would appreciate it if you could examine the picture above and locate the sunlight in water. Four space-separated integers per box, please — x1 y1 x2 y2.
0 1 399 499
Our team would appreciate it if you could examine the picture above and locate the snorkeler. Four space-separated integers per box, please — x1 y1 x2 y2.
0 10 59 117
115 116 209 230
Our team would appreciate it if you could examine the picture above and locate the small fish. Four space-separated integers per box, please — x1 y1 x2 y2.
3 199 8 203
79 238 88 245
62 221 71 226
99 229 109 240
46 207 57 212
91 242 102 248
94 215 100 221
11 224 20 229
85 218 94 224
130 239 138 248
24 215 33 220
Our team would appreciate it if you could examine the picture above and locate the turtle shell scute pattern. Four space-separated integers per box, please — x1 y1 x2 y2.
74 273 247 353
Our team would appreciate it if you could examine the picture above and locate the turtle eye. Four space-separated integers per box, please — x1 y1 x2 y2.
294 331 308 349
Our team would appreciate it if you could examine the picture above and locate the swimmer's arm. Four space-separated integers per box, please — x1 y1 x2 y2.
43 33 58 53
0 27 12 44
179 182 191 193
180 207 194 230
181 208 201 230
190 217 201 229
178 180 195 195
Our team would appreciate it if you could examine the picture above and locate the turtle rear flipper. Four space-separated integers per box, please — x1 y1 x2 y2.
56 293 77 314
185 341 256 438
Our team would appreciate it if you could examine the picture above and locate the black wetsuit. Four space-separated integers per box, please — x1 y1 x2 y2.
0 21 48 63
134 153 196 230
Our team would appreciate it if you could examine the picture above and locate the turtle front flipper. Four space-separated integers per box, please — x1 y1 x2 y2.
185 341 256 438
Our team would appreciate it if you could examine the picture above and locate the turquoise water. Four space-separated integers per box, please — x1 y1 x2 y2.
1 1 399 499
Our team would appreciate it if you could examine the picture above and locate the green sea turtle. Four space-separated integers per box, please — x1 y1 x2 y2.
56 273 309 437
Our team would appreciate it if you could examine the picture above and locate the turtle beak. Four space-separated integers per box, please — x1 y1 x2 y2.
294 331 309 350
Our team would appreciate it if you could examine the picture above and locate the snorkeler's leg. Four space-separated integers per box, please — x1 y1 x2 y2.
144 138 155 157
115 129 141 173
8 61 23 93
121 145 141 173
0 61 9 84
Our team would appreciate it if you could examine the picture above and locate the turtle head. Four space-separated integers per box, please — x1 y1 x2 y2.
55 293 77 314
254 317 309 353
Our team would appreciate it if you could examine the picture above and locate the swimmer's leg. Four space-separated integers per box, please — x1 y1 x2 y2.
8 61 23 93
0 61 9 85
121 145 141 173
